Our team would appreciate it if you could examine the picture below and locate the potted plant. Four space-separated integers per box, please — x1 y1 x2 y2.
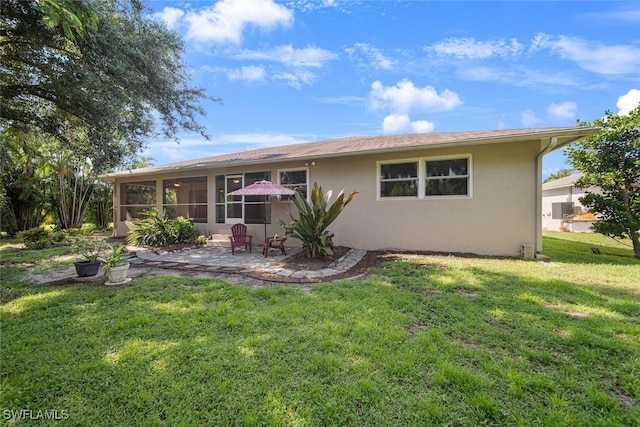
71 236 105 277
103 244 130 284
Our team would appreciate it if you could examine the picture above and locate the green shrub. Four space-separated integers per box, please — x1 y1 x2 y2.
70 236 107 262
51 230 68 243
126 209 197 247
80 223 98 234
173 216 198 243
280 182 357 258
17 227 51 249
196 235 209 245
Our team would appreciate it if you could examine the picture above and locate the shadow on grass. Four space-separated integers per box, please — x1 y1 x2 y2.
2 247 639 425
541 236 639 266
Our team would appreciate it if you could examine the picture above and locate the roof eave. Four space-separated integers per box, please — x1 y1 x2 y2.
98 127 598 182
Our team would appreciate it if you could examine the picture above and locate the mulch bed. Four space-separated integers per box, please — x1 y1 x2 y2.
246 248 386 284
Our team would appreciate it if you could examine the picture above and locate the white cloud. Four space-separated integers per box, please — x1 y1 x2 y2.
227 66 266 82
344 43 396 70
461 65 580 87
547 102 577 122
273 69 316 89
521 110 542 127
410 120 435 133
521 101 578 127
154 7 185 29
531 33 640 75
369 79 463 114
382 114 435 134
617 89 640 115
370 80 459 134
314 95 365 105
382 114 411 133
427 37 524 59
235 45 338 67
184 0 293 44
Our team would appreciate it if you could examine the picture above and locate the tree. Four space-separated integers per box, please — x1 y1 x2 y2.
543 168 574 183
280 183 358 258
1 0 213 172
0 128 56 232
566 106 640 258
1 0 214 232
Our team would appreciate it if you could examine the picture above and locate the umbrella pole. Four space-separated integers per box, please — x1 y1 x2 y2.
263 195 267 243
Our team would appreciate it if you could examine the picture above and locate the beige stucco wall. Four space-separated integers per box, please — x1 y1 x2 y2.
309 141 540 256
112 139 544 257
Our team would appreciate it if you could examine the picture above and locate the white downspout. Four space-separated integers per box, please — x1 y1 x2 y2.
535 137 558 253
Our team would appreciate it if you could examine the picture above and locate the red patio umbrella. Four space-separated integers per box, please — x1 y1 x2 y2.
227 180 295 241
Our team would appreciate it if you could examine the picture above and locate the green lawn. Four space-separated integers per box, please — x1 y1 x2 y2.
1 232 639 426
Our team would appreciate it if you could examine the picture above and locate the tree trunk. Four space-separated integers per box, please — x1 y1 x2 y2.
632 232 640 259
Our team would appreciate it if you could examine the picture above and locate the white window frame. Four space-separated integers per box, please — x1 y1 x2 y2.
377 159 420 200
277 167 309 202
377 154 472 200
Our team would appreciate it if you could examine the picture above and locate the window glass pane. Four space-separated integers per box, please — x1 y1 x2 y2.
121 181 156 205
245 171 271 184
120 206 152 221
120 181 156 220
279 170 308 200
380 180 418 197
245 203 270 224
425 177 468 196
164 205 178 219
215 175 225 203
381 163 418 180
426 159 467 177
162 177 207 223
227 203 242 219
280 170 306 185
552 202 575 219
216 205 225 224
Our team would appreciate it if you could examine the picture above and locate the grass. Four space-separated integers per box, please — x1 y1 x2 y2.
1 231 639 425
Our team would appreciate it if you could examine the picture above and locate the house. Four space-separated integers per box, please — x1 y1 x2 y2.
542 172 598 232
100 127 596 258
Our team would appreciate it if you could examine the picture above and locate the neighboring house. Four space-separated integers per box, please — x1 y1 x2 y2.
542 172 598 232
100 127 596 257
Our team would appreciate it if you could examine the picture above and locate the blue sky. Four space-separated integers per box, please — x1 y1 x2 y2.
145 0 640 179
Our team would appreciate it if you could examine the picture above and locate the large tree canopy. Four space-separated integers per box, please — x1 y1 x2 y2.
566 106 640 258
1 0 211 172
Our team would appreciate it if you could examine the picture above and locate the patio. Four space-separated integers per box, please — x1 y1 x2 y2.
132 244 367 280
25 243 368 286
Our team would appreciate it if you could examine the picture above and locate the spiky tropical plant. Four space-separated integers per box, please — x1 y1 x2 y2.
281 182 357 258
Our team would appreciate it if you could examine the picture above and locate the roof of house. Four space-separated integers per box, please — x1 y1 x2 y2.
100 127 597 181
542 172 584 190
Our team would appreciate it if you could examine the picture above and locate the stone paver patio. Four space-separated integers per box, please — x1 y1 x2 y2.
26 244 367 285
133 245 367 279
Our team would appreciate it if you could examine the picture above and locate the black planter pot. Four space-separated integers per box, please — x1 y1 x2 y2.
74 260 101 277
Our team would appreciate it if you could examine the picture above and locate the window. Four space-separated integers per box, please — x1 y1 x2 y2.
379 162 418 197
278 169 308 201
162 177 207 223
215 172 271 224
425 158 469 196
215 175 225 223
552 202 576 219
244 172 271 224
120 181 156 220
378 155 471 199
